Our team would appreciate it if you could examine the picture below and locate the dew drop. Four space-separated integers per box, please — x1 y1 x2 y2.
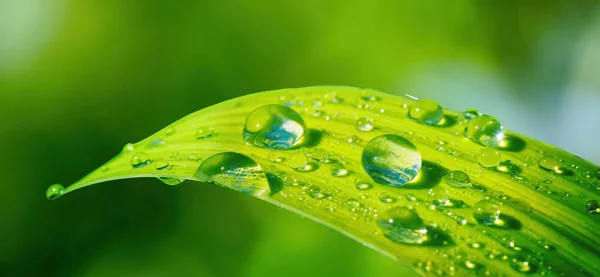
243 104 307 149
155 160 169 170
444 170 471 188
131 152 150 168
463 115 504 147
355 182 373 190
46 184 64 200
473 200 501 226
537 155 564 174
428 187 450 206
408 99 444 125
379 194 396 203
356 118 374 132
462 108 481 120
586 200 599 214
267 151 287 163
123 143 135 152
347 135 361 144
194 152 270 196
377 207 428 245
477 148 501 168
158 177 183 186
307 185 327 199
468 242 485 249
510 256 537 274
287 151 308 169
331 163 350 177
362 134 421 187
196 127 215 139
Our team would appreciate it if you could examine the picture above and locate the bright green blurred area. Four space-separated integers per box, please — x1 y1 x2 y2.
1 1 600 276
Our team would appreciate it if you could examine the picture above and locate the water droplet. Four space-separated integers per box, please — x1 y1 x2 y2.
510 256 537 274
356 118 374 132
46 184 64 200
355 182 373 190
155 160 169 170
196 127 215 139
123 143 135 152
362 95 379 102
131 152 150 168
309 148 334 163
194 152 270 196
456 216 468 225
477 148 501 168
473 200 501 226
347 199 363 210
187 153 200 161
165 127 175 136
362 134 421 187
331 163 349 177
468 242 485 249
243 104 307 149
538 155 564 174
377 207 428 245
444 170 471 188
408 99 444 125
496 160 520 175
307 185 326 199
380 194 396 203
287 151 308 169
463 115 503 147
462 108 481 120
586 200 599 214
347 135 361 144
158 177 183 186
428 187 450 206
596 168 600 180
100 166 109 172
267 151 287 163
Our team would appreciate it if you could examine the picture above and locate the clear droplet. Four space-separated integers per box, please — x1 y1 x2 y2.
362 135 421 187
377 207 428 245
586 200 599 214
287 151 308 169
356 118 374 132
46 184 64 200
408 99 444 125
468 242 485 249
243 104 307 149
477 148 501 168
462 108 481 120
347 199 363 210
347 135 361 144
331 163 349 177
428 187 450 206
379 194 396 203
463 115 504 147
538 155 563 174
131 152 150 168
194 152 269 196
510 256 537 274
159 177 183 186
473 200 501 226
123 143 135 152
307 185 326 199
267 151 287 163
355 181 373 190
196 127 215 139
155 160 169 170
444 170 471 188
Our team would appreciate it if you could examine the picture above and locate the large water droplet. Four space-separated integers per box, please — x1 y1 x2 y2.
194 152 270 196
537 155 564 174
408 99 444 125
473 200 501 226
477 148 501 168
463 115 503 147
131 152 150 168
362 135 421 187
377 207 428 245
586 200 599 214
444 170 471 188
243 104 307 149
46 184 64 200
356 118 374 132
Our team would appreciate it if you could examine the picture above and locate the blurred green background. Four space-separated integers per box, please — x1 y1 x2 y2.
2 1 600 276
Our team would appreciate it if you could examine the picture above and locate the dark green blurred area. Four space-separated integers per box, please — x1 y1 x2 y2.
1 1 600 276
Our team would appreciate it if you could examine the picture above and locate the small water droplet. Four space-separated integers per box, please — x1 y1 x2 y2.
347 199 363 210
307 185 327 199
444 170 471 188
510 255 537 274
123 143 135 152
456 216 468 225
196 127 215 139
379 194 396 203
462 108 481 120
46 184 64 200
165 127 175 136
408 99 444 125
347 135 361 144
477 148 501 168
309 148 333 163
356 118 374 132
187 153 200 161
538 155 564 174
463 115 503 147
243 104 307 149
131 152 150 168
362 134 421 187
100 166 109 172
194 152 270 196
473 200 501 226
355 181 373 190
586 200 599 214
428 187 450 206
158 177 183 186
469 242 484 249
155 160 169 170
267 151 287 163
377 207 428 244
287 151 308 169
331 163 349 177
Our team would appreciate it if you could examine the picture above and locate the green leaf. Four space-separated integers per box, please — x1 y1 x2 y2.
48 86 600 276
